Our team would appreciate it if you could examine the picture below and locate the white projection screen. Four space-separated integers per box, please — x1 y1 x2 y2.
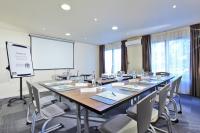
30 35 74 70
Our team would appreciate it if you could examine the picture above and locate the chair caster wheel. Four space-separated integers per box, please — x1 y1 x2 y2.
26 122 31 125
178 111 182 114
172 119 179 123
91 126 98 131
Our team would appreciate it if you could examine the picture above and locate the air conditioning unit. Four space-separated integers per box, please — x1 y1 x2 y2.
126 37 142 46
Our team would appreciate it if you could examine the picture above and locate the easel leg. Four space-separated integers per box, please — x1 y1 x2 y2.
7 77 26 106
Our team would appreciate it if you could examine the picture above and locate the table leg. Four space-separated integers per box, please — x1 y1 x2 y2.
59 96 62 102
76 104 81 133
84 108 89 133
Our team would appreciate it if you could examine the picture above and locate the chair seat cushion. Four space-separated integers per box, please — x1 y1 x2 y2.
126 106 158 123
40 96 57 107
99 114 137 133
55 102 70 112
42 102 70 118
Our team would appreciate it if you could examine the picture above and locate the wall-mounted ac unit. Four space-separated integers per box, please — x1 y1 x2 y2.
126 37 142 46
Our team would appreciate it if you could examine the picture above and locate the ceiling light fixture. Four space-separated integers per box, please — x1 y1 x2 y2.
42 27 46 31
61 4 71 11
173 5 176 9
112 26 118 31
94 18 98 22
65 33 71 36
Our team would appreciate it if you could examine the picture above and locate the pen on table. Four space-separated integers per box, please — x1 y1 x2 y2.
112 92 116 96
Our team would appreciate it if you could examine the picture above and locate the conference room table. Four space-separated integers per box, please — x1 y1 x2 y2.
39 75 174 133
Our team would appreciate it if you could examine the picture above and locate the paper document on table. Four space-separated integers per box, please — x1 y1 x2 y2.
80 87 97 93
112 82 125 87
140 80 158 84
96 91 130 101
51 84 75 91
43 80 73 86
122 85 146 91
75 83 89 87
128 79 140 83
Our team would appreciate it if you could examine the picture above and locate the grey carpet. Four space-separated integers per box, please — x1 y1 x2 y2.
0 93 200 133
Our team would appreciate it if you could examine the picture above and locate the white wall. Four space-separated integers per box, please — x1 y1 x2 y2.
0 23 99 99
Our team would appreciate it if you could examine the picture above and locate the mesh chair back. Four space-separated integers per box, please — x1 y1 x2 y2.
26 81 34 102
169 78 177 99
32 85 41 113
158 84 170 116
137 91 157 133
156 72 170 76
175 76 182 93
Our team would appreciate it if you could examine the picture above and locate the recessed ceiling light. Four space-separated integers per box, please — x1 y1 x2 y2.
94 18 98 22
42 27 46 31
61 4 71 11
65 33 71 36
112 26 118 31
173 5 176 9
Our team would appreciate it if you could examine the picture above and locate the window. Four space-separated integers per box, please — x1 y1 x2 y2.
151 42 166 72
105 48 121 74
151 28 190 94
105 50 112 74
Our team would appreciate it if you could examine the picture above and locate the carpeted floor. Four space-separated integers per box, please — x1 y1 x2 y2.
0 93 200 133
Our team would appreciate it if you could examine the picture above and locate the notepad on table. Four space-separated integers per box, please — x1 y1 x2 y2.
112 82 125 87
96 91 129 101
128 79 140 83
140 80 158 84
43 80 73 86
51 84 74 91
121 85 146 91
80 87 97 93
75 83 89 87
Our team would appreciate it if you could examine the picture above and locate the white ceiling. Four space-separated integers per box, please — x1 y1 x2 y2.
0 0 200 45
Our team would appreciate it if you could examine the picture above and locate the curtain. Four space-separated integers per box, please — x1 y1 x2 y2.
190 24 200 97
151 27 190 94
99 45 105 77
121 40 128 73
141 35 151 72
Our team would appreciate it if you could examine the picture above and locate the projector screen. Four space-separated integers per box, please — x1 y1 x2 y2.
31 35 74 70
